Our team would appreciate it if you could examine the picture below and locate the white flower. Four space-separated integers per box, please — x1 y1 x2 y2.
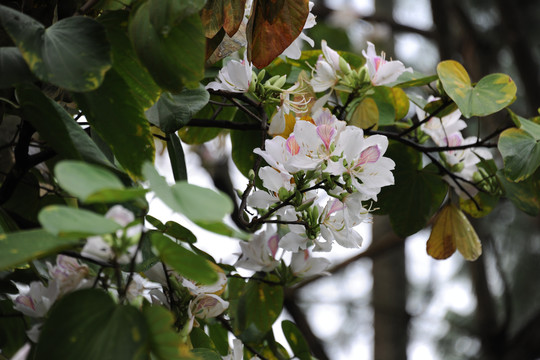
311 40 349 92
254 134 302 174
11 343 31 360
417 97 467 145
9 281 59 318
189 293 229 319
125 273 162 307
330 126 395 200
248 166 294 208
47 255 90 296
319 193 369 248
182 270 228 296
362 41 411 86
206 53 253 93
235 230 280 272
290 250 331 277
288 109 346 171
281 2 316 59
222 339 261 360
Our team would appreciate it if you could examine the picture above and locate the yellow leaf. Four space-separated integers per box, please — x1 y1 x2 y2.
426 203 482 261
349 97 379 130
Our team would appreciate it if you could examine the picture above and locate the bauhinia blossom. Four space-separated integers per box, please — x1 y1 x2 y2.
328 126 395 200
235 230 280 272
311 40 351 92
206 53 253 93
362 41 411 86
290 250 331 278
47 255 90 296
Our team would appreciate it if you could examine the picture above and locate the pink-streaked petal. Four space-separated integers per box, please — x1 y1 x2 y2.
286 135 300 155
267 234 280 258
356 145 381 167
316 124 335 150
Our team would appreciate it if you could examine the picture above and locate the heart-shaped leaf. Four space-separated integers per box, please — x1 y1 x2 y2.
0 47 35 88
0 5 111 91
426 203 482 261
498 116 540 182
437 60 516 118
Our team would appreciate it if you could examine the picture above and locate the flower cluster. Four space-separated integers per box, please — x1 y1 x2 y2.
418 98 493 198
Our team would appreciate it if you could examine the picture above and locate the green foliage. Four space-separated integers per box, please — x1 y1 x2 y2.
150 231 218 284
73 70 155 178
0 47 35 88
38 206 122 237
498 116 540 182
0 5 111 91
437 60 517 118
282 320 312 360
35 289 149 360
143 304 187 360
99 10 161 109
129 4 205 92
0 229 79 270
377 142 448 237
55 161 147 204
146 85 210 133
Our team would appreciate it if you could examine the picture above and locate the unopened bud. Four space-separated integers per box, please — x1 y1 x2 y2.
278 187 290 201
339 56 352 75
257 69 266 82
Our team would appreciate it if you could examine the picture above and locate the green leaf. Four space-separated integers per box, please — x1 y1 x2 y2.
129 4 205 92
437 60 516 118
0 47 35 88
281 320 311 360
194 220 250 240
247 0 310 68
54 161 147 203
163 220 197 244
55 161 123 199
230 111 261 178
171 182 233 222
150 231 218 284
370 86 395 126
143 304 186 360
237 279 283 341
177 102 235 144
0 229 79 270
377 142 448 237
143 163 233 222
459 191 499 218
392 71 438 88
191 348 222 360
190 327 217 351
149 0 206 32
0 6 111 91
0 300 27 358
207 322 229 356
99 10 161 109
73 69 155 178
35 289 149 360
38 205 122 237
167 133 188 182
497 169 540 216
17 84 82 161
146 85 210 133
498 117 540 182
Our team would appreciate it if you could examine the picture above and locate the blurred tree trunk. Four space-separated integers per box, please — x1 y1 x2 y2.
372 216 408 360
